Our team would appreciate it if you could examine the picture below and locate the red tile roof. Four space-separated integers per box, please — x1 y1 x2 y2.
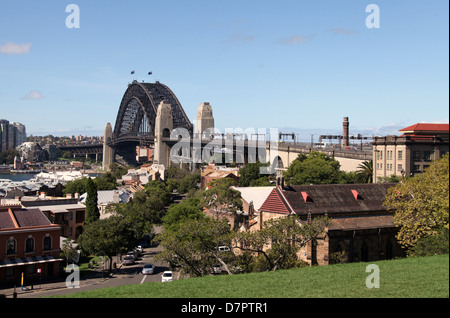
259 188 291 214
399 123 449 133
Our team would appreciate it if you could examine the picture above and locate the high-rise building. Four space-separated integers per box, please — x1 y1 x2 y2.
0 119 27 152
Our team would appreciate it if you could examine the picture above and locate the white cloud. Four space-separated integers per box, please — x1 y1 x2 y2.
0 42 32 55
277 34 311 45
21 90 44 100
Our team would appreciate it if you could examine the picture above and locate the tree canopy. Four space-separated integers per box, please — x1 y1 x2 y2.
84 177 100 224
283 151 349 185
77 216 136 271
384 154 449 250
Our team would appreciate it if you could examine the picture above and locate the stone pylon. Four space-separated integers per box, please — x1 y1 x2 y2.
154 101 173 168
102 122 114 170
194 102 214 140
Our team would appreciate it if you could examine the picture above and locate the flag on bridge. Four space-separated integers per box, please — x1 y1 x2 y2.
131 70 135 75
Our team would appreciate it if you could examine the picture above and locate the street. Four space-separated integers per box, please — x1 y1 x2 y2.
2 242 172 298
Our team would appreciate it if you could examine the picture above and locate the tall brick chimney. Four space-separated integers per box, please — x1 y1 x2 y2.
343 117 349 147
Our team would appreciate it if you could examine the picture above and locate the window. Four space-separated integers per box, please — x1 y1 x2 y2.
43 236 52 251
423 151 432 161
398 150 403 160
25 237 34 253
413 151 421 160
397 164 403 171
7 238 16 255
413 164 421 172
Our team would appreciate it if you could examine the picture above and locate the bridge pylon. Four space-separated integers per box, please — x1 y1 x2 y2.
102 122 114 170
154 101 174 168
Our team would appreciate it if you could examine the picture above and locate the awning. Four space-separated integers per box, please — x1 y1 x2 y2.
0 255 63 268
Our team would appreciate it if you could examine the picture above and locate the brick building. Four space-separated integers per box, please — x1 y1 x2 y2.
256 183 404 265
0 205 62 287
21 198 86 240
373 123 449 181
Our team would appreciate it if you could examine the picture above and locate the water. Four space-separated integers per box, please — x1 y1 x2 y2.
0 173 37 182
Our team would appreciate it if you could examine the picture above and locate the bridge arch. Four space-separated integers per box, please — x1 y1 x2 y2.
113 81 192 140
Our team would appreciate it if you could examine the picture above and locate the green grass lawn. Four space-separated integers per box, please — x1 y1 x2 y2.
55 254 449 298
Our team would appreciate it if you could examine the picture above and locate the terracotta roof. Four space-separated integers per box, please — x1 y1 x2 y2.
399 123 449 133
259 188 291 214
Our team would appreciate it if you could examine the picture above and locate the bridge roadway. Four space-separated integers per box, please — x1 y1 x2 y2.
58 138 373 171
271 142 373 172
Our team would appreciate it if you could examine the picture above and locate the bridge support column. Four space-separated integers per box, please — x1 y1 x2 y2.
154 101 173 168
102 122 114 170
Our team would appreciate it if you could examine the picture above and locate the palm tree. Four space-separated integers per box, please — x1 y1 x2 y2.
356 160 373 183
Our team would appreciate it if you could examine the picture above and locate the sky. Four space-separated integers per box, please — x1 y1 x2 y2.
0 0 448 141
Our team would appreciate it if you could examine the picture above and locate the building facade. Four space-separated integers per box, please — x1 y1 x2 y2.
0 205 62 287
21 198 86 240
256 183 404 265
372 123 449 182
0 120 27 152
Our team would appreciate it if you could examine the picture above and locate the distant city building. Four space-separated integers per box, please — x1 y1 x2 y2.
0 119 27 152
372 123 449 181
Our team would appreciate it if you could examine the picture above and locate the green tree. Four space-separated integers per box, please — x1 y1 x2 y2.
355 160 373 183
234 215 330 271
283 151 346 185
200 178 242 228
0 149 19 164
77 216 136 271
60 238 79 266
112 184 169 240
85 177 100 224
178 173 201 194
156 218 235 277
238 162 270 187
63 177 89 196
94 172 118 190
162 197 205 232
384 154 449 250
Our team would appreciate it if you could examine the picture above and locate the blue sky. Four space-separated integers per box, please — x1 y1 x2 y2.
0 0 448 140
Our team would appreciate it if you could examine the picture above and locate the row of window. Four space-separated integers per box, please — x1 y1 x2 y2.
377 149 436 161
6 236 53 255
376 163 403 171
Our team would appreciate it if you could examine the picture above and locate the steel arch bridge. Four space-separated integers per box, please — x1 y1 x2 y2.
113 80 192 140
107 81 193 164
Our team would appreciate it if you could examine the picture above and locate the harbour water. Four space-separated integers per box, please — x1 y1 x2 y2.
0 173 37 182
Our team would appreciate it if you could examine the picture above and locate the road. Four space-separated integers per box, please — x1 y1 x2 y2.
9 242 172 298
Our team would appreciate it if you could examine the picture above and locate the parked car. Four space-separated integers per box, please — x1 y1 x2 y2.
217 246 230 252
123 255 135 265
162 271 173 282
142 263 154 275
136 246 144 254
127 251 138 260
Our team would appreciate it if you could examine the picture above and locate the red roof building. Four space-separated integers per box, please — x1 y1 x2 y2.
256 183 404 265
373 123 449 181
0 205 62 288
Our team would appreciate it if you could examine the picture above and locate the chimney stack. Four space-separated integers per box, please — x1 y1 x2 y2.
343 117 349 147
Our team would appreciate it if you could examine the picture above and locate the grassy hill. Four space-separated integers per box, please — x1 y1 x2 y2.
56 254 448 298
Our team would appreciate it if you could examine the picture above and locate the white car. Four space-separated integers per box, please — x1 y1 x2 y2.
142 264 154 275
161 271 173 282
